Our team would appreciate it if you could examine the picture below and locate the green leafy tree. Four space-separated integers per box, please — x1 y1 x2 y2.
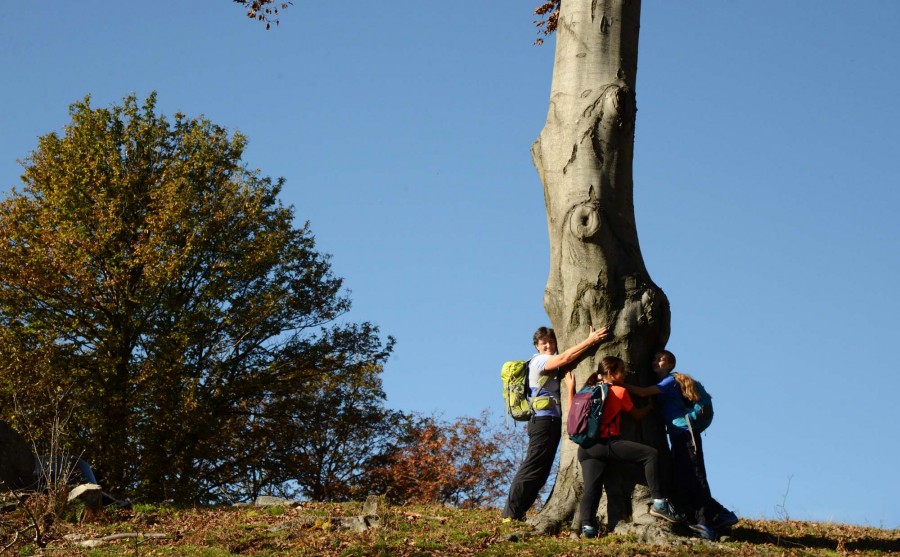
0 93 393 503
240 327 409 501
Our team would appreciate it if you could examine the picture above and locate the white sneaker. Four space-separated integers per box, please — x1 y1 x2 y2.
67 483 102 506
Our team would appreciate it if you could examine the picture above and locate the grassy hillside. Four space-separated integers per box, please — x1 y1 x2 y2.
10 501 899 556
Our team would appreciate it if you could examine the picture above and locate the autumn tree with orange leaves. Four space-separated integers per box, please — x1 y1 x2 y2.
368 412 523 508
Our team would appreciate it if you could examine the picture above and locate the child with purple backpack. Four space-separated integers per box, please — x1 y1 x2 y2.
565 356 683 538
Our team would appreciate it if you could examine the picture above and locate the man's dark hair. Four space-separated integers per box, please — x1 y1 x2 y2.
532 327 556 346
658 349 676 367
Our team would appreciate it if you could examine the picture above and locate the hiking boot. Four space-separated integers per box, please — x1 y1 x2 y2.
581 525 598 538
688 523 716 540
648 500 684 524
711 509 739 529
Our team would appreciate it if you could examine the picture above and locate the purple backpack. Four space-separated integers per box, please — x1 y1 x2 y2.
567 384 609 447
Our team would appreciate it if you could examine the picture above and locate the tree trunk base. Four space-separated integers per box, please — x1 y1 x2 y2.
530 482 668 535
611 522 696 545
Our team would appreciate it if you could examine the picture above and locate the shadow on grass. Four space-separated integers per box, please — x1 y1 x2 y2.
727 525 900 554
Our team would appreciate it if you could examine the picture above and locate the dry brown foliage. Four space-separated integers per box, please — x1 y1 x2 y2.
534 0 561 44
233 0 292 29
367 413 516 508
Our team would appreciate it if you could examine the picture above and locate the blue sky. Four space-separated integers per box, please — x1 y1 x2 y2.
2 1 898 528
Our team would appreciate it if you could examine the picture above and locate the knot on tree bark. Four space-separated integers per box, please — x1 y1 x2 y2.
568 204 601 241
569 285 601 332
612 85 636 127
581 84 634 127
614 277 657 332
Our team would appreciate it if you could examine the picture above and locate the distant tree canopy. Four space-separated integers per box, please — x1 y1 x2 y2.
0 93 395 503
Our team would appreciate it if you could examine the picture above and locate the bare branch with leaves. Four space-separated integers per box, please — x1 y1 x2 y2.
533 1 561 44
232 0 292 29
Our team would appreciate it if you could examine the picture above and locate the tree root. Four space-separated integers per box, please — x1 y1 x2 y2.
64 532 170 548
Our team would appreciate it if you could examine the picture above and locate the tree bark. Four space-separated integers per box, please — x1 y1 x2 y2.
531 0 671 533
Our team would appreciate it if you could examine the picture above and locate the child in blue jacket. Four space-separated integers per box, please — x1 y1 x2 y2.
626 350 738 540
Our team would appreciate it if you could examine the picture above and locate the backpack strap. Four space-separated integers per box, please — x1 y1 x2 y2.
525 358 557 414
596 383 613 438
685 411 697 455
523 358 536 414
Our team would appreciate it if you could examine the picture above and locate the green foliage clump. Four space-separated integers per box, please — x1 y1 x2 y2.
0 93 394 505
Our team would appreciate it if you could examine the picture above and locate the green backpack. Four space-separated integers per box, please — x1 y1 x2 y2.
501 359 554 421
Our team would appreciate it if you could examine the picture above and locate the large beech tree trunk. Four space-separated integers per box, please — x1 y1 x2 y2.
531 0 671 533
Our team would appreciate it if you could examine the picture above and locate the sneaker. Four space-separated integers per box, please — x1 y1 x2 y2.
711 509 739 529
67 483 103 507
581 525 598 538
688 523 716 540
649 500 683 524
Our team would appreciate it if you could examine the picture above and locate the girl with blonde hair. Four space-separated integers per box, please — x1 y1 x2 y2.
627 351 737 540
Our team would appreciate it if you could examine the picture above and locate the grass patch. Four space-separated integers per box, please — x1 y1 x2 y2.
3 502 895 556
